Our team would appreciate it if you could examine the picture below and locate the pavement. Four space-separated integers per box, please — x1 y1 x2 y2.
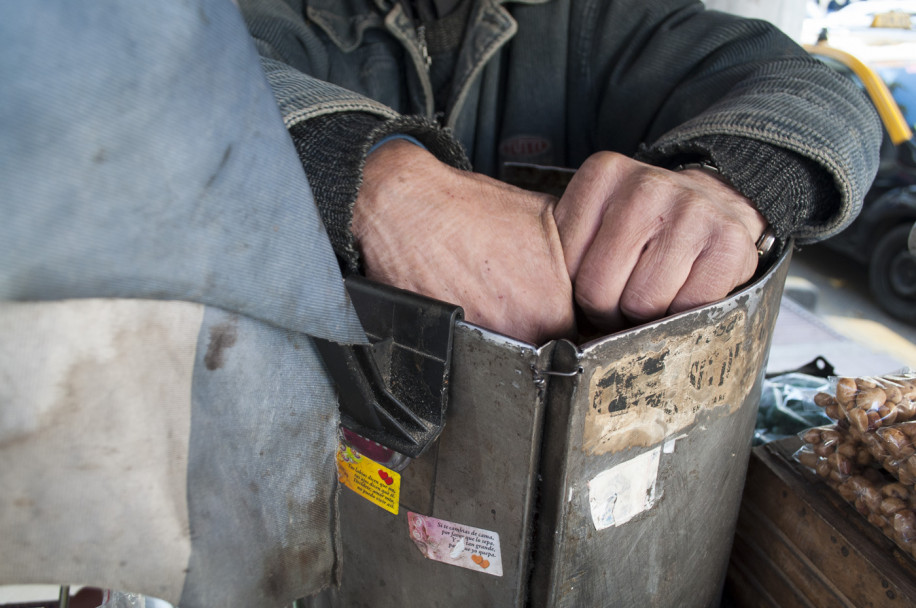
769 245 916 377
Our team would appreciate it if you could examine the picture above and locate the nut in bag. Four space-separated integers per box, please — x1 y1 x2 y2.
795 370 916 558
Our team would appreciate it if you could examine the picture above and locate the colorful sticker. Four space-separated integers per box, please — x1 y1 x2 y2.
407 512 503 577
336 441 400 514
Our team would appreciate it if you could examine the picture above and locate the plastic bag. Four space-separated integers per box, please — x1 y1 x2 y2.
753 373 835 445
794 370 916 558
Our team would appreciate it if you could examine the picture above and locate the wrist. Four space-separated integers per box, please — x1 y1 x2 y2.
674 161 769 249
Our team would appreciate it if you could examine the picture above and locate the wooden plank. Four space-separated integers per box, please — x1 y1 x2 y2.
736 439 916 607
734 501 851 607
726 551 781 608
729 530 811 608
764 439 916 588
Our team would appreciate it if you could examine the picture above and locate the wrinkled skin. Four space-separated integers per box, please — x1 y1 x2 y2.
354 142 765 344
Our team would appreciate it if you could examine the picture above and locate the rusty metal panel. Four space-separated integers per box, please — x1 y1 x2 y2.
530 249 791 607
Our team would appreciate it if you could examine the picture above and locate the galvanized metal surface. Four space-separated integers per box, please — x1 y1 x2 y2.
324 248 791 607
531 250 791 607
324 325 554 607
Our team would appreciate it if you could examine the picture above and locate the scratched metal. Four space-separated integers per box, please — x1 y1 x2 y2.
317 248 790 608
322 324 555 608
529 248 791 608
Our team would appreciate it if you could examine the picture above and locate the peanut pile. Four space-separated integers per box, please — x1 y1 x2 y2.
795 373 916 557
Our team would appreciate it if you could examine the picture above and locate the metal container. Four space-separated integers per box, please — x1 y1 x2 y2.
320 248 790 607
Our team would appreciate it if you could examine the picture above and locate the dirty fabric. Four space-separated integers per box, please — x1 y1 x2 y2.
0 0 361 605
0 301 341 606
0 0 364 343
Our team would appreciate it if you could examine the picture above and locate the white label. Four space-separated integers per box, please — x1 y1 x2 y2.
587 447 661 530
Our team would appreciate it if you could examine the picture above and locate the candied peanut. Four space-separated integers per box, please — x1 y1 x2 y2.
802 429 822 445
899 400 916 421
868 512 888 528
893 510 916 543
881 497 906 516
815 392 838 408
906 455 916 477
829 470 847 483
862 486 883 512
881 427 914 459
838 483 858 502
883 483 909 500
898 467 916 486
846 475 870 494
836 377 858 407
796 450 819 470
837 442 857 459
816 459 831 479
885 384 903 404
828 453 853 476
878 404 899 427
863 436 887 460
867 410 882 430
815 442 834 457
857 378 878 390
850 408 870 433
857 387 887 410
825 404 841 420
821 429 841 444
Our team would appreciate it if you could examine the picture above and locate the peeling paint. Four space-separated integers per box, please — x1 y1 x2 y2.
582 309 762 455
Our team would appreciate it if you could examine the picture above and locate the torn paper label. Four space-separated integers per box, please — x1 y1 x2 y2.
407 512 503 576
336 441 400 515
588 447 661 530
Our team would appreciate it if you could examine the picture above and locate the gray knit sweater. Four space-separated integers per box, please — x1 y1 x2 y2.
240 0 882 271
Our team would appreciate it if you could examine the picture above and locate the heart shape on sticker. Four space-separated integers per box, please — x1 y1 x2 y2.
378 470 389 481
471 554 482 565
480 559 490 569
384 476 394 485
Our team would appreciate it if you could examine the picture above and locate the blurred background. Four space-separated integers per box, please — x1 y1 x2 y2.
710 0 916 378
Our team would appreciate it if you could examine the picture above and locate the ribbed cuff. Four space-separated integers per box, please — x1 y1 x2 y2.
289 113 470 272
637 135 836 242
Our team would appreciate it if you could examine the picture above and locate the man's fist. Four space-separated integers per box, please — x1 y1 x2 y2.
554 152 767 332
353 140 576 345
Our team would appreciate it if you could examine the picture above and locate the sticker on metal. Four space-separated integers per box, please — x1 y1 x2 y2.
587 447 662 530
406 512 503 576
336 440 401 515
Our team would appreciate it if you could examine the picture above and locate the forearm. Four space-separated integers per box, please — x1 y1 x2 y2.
573 0 882 242
289 113 470 272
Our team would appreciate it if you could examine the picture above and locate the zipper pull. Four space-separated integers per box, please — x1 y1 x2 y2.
416 24 431 70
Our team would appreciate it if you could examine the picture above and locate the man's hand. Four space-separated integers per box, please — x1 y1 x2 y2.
353 140 576 344
554 152 767 332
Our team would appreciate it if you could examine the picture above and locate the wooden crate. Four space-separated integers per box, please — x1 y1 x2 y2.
726 438 916 607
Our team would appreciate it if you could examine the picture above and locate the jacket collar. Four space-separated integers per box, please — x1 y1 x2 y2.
306 0 548 52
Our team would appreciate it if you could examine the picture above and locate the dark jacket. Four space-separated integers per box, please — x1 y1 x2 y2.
240 0 883 269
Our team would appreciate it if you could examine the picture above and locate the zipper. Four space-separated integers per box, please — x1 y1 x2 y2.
387 8 435 120
416 24 432 71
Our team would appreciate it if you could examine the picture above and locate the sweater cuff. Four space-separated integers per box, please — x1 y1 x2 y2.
289 113 470 272
637 136 837 242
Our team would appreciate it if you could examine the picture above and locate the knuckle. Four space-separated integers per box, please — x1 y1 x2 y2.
619 287 666 323
574 273 612 316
